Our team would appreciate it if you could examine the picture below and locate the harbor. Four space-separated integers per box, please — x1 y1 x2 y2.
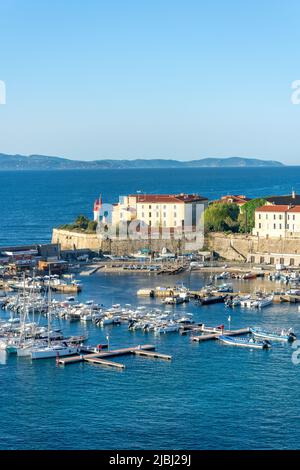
0 258 299 368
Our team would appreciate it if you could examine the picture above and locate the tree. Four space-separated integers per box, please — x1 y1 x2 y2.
238 198 267 233
204 202 240 232
75 214 89 230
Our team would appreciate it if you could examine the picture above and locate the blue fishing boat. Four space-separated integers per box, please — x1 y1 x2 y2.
250 327 296 342
218 335 271 349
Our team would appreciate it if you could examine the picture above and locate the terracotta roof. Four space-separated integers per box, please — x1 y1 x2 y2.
219 195 251 204
256 204 300 213
129 194 208 204
256 205 289 213
288 206 300 212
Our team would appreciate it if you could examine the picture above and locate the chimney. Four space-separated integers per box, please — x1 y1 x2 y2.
292 190 296 199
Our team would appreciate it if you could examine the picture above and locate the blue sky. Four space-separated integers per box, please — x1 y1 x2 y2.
0 0 300 163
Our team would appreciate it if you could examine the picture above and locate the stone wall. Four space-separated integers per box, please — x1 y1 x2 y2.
52 228 300 260
52 228 188 255
206 232 300 260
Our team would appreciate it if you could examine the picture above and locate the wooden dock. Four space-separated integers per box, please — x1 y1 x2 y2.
191 327 250 342
57 344 170 368
85 357 125 369
133 350 172 360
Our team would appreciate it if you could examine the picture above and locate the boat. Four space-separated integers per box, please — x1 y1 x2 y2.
256 295 274 309
218 335 271 349
217 283 233 293
200 294 226 305
30 343 79 359
250 327 296 342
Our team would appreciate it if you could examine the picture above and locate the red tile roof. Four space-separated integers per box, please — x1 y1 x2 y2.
220 195 251 204
256 205 289 213
256 204 300 213
129 194 207 204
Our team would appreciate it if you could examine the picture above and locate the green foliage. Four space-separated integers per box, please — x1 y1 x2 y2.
204 202 240 232
238 198 267 233
58 215 97 233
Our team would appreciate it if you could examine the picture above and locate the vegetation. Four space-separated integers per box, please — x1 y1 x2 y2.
204 202 240 233
238 198 267 233
59 215 97 233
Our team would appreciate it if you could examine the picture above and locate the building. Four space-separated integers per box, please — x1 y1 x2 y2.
113 193 208 230
253 204 300 238
265 190 300 206
215 194 251 208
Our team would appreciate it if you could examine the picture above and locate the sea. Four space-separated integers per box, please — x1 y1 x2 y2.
1 166 300 450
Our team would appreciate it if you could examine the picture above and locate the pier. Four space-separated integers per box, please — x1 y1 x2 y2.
191 327 250 342
58 344 172 368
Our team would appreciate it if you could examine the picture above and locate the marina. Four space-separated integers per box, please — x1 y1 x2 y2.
2 167 300 449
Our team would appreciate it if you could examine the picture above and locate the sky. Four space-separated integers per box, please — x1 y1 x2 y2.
0 0 300 163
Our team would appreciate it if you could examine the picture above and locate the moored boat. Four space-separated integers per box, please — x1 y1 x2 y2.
218 335 271 349
250 327 296 342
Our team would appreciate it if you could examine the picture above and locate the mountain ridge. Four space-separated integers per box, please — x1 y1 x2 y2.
0 153 284 170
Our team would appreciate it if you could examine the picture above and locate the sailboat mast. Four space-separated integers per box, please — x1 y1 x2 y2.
47 267 52 347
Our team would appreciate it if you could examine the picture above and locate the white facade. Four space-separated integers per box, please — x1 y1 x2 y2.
253 205 300 238
111 194 208 231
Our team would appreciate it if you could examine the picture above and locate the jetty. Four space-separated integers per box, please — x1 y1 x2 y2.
191 326 250 342
58 344 172 368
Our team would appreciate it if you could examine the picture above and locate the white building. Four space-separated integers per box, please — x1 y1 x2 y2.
111 193 208 232
253 204 300 238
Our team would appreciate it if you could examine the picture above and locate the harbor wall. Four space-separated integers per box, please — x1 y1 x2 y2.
52 228 300 260
52 228 187 255
206 233 300 260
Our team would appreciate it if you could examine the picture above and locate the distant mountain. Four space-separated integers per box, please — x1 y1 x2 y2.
0 154 284 170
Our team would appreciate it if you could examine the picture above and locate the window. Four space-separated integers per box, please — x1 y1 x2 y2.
266 214 268 220
163 212 166 218
293 215 296 220
291 258 295 266
149 205 152 209
273 224 276 229
279 224 282 229
149 212 152 218
174 219 177 226
274 214 276 220
156 212 159 218
174 212 177 218
258 223 261 228
259 214 261 219
142 212 145 218
279 214 282 220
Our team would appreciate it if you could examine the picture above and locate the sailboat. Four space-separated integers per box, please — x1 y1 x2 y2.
30 272 78 360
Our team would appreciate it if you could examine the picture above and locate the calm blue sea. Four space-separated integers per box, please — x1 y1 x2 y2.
1 167 300 450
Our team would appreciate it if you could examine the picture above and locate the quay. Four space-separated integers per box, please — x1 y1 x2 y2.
58 344 172 368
